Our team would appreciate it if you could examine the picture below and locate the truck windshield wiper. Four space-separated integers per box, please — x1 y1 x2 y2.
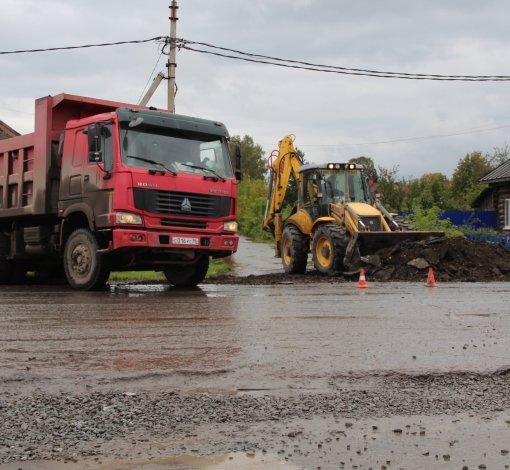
127 156 177 176
182 163 226 182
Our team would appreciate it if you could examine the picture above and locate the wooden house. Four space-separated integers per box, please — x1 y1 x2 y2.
473 159 510 233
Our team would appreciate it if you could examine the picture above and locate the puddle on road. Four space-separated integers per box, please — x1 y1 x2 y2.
99 452 299 470
1 452 300 470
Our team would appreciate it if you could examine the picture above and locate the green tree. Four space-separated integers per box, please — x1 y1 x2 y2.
487 142 510 168
450 151 493 208
228 135 266 180
349 156 375 176
410 206 464 238
375 166 409 211
407 173 454 210
236 179 273 242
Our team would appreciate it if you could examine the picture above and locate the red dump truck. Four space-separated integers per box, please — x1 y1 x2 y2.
0 94 241 290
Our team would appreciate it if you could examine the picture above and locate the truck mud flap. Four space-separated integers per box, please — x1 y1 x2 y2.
354 231 445 255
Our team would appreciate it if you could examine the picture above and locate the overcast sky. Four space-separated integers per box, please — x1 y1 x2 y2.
2 0 510 178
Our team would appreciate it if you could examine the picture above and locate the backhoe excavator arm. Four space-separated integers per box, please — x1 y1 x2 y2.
262 135 303 257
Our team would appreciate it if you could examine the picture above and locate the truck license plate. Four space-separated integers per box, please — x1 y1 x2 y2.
172 237 199 246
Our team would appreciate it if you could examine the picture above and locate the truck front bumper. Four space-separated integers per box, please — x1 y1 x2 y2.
112 229 239 253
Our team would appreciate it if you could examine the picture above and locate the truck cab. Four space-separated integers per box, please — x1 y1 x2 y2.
0 94 240 290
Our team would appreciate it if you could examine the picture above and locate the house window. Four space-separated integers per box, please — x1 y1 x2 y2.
506 199 510 229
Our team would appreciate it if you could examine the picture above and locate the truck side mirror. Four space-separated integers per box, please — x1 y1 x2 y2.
372 171 378 183
234 143 243 181
87 123 103 163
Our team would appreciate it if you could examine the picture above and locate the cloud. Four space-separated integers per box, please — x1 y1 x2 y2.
1 0 510 178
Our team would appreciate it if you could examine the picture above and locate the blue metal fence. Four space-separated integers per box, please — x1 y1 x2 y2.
439 211 498 230
465 234 510 250
397 210 498 230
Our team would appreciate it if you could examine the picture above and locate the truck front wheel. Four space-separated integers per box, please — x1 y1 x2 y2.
163 256 210 287
64 229 111 291
0 233 13 285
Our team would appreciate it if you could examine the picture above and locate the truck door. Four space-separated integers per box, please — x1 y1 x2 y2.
83 125 114 225
59 128 88 202
59 125 113 224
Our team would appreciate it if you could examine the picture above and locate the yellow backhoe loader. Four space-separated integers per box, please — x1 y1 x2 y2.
262 135 445 274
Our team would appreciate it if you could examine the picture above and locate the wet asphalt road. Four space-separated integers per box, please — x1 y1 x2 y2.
1 282 509 395
1 279 510 469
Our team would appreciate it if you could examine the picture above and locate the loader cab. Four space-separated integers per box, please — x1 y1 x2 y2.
298 163 372 221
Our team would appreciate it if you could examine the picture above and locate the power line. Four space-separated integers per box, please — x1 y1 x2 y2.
178 39 510 81
3 35 510 81
264 122 510 149
0 105 34 115
0 37 163 55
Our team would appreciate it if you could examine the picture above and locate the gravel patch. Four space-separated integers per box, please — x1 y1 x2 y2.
2 371 510 464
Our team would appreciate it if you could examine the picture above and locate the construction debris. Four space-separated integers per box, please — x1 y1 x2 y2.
205 237 510 284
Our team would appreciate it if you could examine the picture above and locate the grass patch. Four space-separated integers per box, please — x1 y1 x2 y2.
206 257 234 278
108 257 234 281
109 271 166 281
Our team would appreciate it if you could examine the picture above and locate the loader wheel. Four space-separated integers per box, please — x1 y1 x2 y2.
164 256 210 287
281 225 309 274
0 233 13 285
312 224 349 274
64 229 111 291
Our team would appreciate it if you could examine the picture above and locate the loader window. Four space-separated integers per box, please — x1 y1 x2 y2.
319 169 369 203
321 172 345 203
298 171 319 220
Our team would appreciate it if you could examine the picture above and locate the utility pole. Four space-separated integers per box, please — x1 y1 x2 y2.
139 72 165 107
168 1 178 112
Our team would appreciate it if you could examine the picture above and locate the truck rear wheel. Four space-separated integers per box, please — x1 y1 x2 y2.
0 233 13 285
281 225 309 274
312 224 349 274
64 229 111 291
164 256 210 287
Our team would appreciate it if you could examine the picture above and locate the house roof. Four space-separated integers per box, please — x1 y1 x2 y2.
0 120 20 140
479 158 510 184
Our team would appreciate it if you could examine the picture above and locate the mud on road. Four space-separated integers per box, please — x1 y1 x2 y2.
207 236 510 285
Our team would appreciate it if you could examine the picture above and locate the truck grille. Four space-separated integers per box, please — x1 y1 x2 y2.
133 188 231 218
161 219 207 229
360 216 382 231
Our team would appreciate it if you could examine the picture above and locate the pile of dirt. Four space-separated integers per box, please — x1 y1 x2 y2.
205 237 510 285
366 236 510 282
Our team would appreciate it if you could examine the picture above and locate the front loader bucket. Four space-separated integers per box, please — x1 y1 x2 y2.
356 231 445 254
344 230 445 269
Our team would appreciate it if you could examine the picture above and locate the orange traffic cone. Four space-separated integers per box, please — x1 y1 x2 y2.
424 267 438 287
356 268 369 289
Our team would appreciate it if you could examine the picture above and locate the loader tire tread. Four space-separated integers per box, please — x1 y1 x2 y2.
392 219 413 231
312 223 349 274
281 225 309 274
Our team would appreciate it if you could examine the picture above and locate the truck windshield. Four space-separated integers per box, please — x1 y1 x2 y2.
119 123 234 179
319 169 371 204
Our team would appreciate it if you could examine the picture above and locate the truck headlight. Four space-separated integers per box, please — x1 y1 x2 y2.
116 212 143 225
223 221 238 232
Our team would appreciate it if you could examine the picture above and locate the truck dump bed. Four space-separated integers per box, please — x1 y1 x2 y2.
0 94 149 218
